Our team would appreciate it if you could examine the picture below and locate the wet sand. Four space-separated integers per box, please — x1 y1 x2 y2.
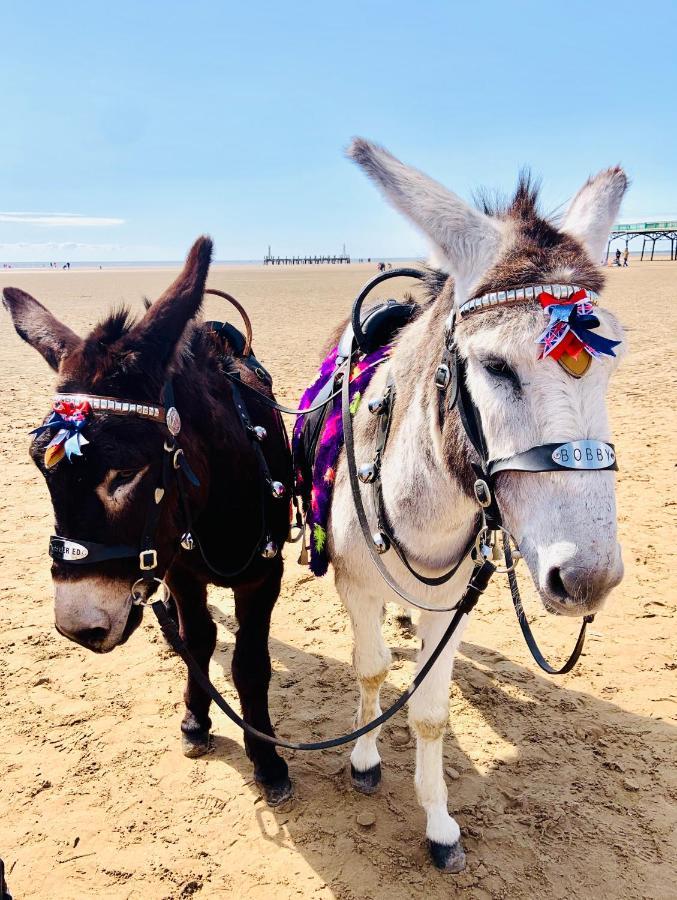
0 261 675 899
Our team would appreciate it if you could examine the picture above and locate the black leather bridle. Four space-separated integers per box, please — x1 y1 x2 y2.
342 269 618 675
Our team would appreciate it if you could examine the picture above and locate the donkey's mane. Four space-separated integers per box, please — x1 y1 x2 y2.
473 168 541 220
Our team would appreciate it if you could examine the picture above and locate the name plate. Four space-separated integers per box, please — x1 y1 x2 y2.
49 537 89 561
551 440 616 470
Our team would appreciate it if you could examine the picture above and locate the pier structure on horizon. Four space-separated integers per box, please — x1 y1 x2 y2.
263 244 351 265
607 221 677 261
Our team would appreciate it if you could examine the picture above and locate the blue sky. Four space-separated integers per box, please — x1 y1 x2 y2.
2 1 675 261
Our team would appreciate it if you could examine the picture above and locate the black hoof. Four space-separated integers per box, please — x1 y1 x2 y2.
257 775 294 807
350 762 382 795
181 729 211 758
427 839 466 873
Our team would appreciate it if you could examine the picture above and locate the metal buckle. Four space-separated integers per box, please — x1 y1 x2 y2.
435 363 451 391
139 549 158 571
473 479 492 508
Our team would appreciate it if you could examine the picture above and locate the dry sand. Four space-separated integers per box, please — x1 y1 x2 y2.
0 262 675 899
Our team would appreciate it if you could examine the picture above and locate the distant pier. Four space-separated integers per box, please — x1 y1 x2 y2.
263 245 351 265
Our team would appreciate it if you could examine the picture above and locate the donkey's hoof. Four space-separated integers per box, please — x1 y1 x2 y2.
258 775 294 807
181 729 211 758
427 839 466 873
351 762 382 795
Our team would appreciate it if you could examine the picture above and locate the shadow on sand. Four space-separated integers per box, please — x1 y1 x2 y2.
196 601 675 899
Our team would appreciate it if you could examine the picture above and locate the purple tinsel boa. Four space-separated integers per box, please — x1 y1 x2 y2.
292 345 391 575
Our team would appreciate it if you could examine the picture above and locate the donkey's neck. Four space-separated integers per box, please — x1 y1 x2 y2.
376 296 478 571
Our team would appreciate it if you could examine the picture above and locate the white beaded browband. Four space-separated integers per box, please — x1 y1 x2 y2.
458 283 599 318
53 393 165 421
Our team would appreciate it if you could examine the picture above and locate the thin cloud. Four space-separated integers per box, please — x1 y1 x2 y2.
0 212 125 227
0 241 122 252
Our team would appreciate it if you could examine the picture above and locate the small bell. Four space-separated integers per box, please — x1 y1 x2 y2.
261 539 278 559
372 531 390 554
358 461 378 484
367 396 385 415
271 480 286 499
181 532 195 551
252 425 267 441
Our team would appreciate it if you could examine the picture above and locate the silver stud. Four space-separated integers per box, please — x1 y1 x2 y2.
180 532 194 551
372 532 390 554
271 480 286 499
367 397 385 415
358 462 377 484
261 539 278 559
253 425 267 441
166 407 181 436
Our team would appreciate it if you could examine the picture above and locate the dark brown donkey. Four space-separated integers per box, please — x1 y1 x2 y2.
3 237 293 805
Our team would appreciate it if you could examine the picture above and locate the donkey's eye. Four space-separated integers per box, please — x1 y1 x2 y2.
109 469 139 492
483 358 520 386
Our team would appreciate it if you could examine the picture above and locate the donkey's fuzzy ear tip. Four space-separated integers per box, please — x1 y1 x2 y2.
346 137 376 164
2 287 25 311
186 235 214 271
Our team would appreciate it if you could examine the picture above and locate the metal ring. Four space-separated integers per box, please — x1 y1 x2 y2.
131 577 171 607
473 525 521 574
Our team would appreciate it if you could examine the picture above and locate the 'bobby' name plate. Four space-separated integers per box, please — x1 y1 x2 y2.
551 440 616 470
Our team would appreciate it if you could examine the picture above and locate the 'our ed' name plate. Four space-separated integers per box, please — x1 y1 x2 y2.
551 440 616 470
49 537 89 561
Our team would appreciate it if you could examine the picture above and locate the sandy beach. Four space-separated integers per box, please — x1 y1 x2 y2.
0 261 675 899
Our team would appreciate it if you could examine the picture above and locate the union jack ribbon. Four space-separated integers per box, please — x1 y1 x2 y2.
536 290 620 363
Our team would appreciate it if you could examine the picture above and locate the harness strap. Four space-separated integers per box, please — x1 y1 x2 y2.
341 345 479 612
372 372 480 587
150 558 496 751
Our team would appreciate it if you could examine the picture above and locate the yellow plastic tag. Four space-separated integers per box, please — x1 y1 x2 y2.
558 349 591 378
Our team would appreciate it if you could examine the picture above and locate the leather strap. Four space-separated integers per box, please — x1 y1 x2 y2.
341 345 478 612
150 558 495 751
502 534 591 675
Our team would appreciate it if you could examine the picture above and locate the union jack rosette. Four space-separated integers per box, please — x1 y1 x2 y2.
30 399 92 468
536 289 620 362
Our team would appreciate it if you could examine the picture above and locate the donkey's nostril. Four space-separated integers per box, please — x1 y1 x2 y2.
546 567 568 601
73 626 110 648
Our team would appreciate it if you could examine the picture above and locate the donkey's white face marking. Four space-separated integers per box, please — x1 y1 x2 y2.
459 307 626 615
95 465 149 516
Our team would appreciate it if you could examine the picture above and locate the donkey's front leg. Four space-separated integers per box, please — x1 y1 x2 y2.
343 586 392 794
408 609 470 873
167 563 217 758
232 560 292 807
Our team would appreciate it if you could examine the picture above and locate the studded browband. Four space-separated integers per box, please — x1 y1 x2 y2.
53 393 164 421
458 283 599 318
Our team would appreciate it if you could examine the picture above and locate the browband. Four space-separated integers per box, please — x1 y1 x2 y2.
53 393 164 422
459 283 599 318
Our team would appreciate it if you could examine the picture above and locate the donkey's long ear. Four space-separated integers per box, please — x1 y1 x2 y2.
122 236 213 368
3 288 81 371
348 138 504 298
561 167 628 262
